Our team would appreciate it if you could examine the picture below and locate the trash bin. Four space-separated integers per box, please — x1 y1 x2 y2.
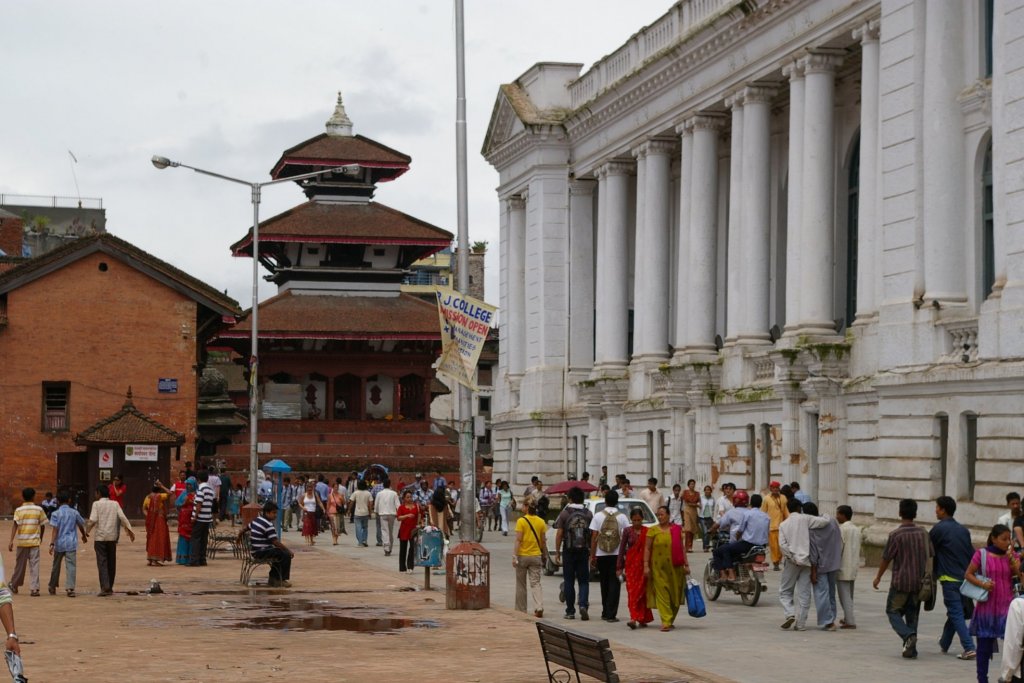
446 541 490 610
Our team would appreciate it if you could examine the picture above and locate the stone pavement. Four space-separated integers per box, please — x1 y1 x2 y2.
0 520 719 682
329 521 983 683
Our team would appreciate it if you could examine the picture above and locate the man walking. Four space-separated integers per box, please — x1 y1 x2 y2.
350 479 373 548
930 495 976 659
639 478 665 516
7 488 46 596
835 505 861 629
553 486 593 621
590 490 628 622
806 502 842 631
245 502 294 587
761 481 789 570
189 471 215 566
47 492 87 597
872 498 930 659
86 485 135 596
374 479 400 556
778 498 829 631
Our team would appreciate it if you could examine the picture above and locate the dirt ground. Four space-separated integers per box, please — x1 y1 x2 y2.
1 520 731 682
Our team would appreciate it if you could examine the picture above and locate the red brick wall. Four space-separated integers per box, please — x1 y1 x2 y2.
0 252 199 513
0 215 23 257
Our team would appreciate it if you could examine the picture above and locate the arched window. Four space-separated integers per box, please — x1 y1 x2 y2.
962 412 979 500
845 134 861 328
981 138 995 298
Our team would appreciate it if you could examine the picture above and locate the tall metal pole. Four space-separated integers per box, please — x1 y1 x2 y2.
249 185 261 506
454 0 476 542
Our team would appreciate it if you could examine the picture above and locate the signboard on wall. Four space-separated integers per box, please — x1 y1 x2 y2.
98 448 114 469
125 444 159 462
158 378 178 393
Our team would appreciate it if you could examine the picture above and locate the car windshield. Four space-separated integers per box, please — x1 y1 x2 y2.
594 501 655 523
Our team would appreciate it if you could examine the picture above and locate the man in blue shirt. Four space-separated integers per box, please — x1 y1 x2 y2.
244 502 294 587
712 491 769 582
790 482 811 505
46 492 87 597
931 495 976 659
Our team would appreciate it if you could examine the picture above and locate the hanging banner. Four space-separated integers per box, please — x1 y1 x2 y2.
435 288 496 390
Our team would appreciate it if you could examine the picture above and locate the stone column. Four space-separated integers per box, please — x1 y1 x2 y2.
798 51 844 335
724 95 744 342
673 122 693 354
853 22 880 321
507 196 527 380
922 0 967 304
594 169 608 365
630 146 648 360
782 61 804 334
594 161 633 371
568 180 596 375
587 408 604 477
685 114 727 354
637 139 674 361
738 84 777 344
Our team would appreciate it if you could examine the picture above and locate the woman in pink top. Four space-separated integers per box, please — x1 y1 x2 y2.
964 524 1023 682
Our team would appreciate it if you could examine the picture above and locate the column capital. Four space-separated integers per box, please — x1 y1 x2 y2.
639 138 676 157
630 144 647 161
674 118 694 136
724 91 745 110
689 112 728 132
597 159 635 177
852 19 880 44
568 178 596 196
798 49 845 74
741 83 779 105
781 59 804 81
506 195 526 211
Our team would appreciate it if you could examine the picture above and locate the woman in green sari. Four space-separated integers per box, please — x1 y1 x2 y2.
644 505 689 631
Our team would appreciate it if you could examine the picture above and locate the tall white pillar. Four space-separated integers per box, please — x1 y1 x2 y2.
782 61 804 334
853 22 881 321
674 123 693 354
507 195 527 378
922 0 967 304
724 95 744 342
738 84 776 344
569 180 596 373
685 114 727 353
798 51 843 335
595 161 633 370
636 139 674 361
631 147 648 359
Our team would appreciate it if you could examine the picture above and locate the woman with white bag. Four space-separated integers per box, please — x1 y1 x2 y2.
964 524 1023 682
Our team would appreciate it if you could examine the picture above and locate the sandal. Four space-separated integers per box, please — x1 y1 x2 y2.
958 651 976 660
627 621 637 630
660 624 672 632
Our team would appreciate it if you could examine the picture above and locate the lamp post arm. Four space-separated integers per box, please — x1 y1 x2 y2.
176 164 253 187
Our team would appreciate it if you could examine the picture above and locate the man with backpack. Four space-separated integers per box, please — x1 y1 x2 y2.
554 487 594 620
590 490 629 622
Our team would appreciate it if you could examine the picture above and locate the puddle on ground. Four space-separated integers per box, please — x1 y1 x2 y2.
189 586 416 597
207 595 440 633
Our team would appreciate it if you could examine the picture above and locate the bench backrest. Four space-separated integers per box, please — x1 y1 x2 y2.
536 622 618 683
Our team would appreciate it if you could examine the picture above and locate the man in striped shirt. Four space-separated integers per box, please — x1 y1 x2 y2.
189 471 216 567
244 502 293 587
7 488 46 596
873 498 930 659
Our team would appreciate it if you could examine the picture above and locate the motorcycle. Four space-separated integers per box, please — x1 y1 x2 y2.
702 531 769 606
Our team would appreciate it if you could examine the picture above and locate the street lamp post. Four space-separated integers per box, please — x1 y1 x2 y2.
152 155 360 505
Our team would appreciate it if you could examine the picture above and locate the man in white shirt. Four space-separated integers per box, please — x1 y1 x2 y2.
778 498 830 631
373 479 401 556
714 483 735 522
998 492 1021 527
589 490 629 622
1000 596 1024 682
836 505 862 629
639 478 666 514
85 485 135 595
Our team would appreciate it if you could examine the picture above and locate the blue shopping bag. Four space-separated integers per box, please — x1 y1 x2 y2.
686 578 706 618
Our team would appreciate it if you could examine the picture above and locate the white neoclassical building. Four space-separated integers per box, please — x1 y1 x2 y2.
482 0 1024 536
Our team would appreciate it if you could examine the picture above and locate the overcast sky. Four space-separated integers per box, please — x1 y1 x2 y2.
1 2 668 310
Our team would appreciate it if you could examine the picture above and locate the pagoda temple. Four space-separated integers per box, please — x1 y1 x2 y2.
213 93 458 476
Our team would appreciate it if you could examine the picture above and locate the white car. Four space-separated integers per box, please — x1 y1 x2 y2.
543 497 657 576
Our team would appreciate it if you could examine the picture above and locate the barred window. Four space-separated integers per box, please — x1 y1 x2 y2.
42 382 70 432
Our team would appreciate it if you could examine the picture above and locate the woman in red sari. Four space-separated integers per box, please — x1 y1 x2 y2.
142 483 172 566
617 506 654 629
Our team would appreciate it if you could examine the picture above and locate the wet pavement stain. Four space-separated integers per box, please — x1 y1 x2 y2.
207 595 440 633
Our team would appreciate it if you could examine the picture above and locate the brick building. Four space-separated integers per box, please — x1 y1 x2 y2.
0 232 239 514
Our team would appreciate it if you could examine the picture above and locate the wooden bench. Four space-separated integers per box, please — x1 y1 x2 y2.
536 622 619 683
238 531 281 586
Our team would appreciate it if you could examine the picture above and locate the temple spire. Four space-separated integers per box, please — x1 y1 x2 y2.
325 91 353 137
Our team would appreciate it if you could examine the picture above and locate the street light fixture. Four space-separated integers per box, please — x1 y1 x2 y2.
152 155 361 505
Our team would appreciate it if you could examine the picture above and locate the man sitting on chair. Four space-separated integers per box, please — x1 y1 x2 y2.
243 502 294 587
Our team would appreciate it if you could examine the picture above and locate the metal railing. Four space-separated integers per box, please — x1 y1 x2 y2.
0 194 103 210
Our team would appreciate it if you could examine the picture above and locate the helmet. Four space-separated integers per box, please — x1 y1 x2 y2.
732 490 750 507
